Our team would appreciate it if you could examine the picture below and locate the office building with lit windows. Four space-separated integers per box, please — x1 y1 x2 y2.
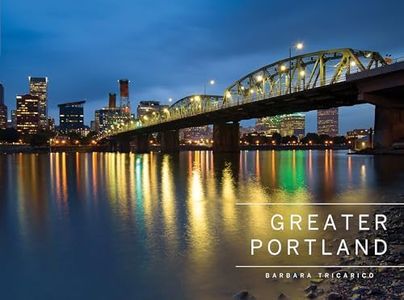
137 100 168 120
16 94 40 135
94 107 125 132
58 101 85 134
317 108 339 136
280 113 305 138
255 116 283 135
94 91 133 133
29 77 48 129
256 114 305 138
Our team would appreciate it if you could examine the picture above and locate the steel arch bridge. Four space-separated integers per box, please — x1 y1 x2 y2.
99 48 386 139
223 48 385 106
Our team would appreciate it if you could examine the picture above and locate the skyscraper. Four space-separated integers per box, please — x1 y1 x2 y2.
0 83 8 130
29 77 48 129
317 108 339 136
119 79 130 115
58 101 85 134
16 94 40 135
109 93 117 109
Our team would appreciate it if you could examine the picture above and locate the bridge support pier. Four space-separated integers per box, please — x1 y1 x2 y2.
213 122 240 152
117 139 131 152
133 134 150 153
374 105 404 149
160 130 179 153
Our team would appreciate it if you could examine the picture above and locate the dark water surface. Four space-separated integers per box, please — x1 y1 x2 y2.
0 150 403 299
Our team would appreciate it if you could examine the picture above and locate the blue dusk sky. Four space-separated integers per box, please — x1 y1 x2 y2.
0 0 403 133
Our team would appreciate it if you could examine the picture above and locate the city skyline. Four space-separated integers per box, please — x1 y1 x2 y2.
1 0 404 133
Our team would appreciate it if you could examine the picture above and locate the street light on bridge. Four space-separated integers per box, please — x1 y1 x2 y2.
204 79 215 95
289 42 304 93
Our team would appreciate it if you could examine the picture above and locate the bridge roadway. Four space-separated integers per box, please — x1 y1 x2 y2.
102 49 404 152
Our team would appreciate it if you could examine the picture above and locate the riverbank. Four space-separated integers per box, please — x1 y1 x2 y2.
296 204 404 300
321 205 404 300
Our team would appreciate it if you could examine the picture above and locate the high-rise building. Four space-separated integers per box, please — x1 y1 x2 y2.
280 113 305 138
16 94 40 135
29 77 48 129
109 93 117 109
58 101 85 134
317 108 339 136
0 83 7 130
0 105 7 130
119 79 130 115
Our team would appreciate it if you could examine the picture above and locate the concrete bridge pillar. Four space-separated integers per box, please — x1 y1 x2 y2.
107 139 118 152
160 130 179 153
374 105 404 149
213 122 240 152
117 139 131 153
133 134 150 153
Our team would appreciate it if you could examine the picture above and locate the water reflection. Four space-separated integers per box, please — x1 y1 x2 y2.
1 151 404 299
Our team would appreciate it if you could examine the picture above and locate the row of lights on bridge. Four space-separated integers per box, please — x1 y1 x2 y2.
167 80 216 103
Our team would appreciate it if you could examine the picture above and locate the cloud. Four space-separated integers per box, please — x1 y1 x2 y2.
0 0 403 129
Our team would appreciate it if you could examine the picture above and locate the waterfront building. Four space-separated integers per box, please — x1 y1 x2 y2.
346 128 371 139
180 126 212 143
280 113 305 138
29 77 48 129
256 114 305 138
58 101 85 134
16 94 40 135
255 115 282 135
0 83 7 130
317 108 339 136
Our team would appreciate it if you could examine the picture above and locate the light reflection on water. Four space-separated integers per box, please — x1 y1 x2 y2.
0 150 403 299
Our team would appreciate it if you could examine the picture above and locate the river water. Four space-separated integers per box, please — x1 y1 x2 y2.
0 150 403 299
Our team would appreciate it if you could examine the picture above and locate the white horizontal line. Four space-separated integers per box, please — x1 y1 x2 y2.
236 265 404 268
236 203 404 206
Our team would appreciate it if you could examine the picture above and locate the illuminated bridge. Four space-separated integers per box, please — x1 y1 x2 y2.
100 48 404 152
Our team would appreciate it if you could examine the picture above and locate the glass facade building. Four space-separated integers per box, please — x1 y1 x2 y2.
58 101 85 134
256 113 305 138
16 94 40 135
29 77 48 129
317 108 339 136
